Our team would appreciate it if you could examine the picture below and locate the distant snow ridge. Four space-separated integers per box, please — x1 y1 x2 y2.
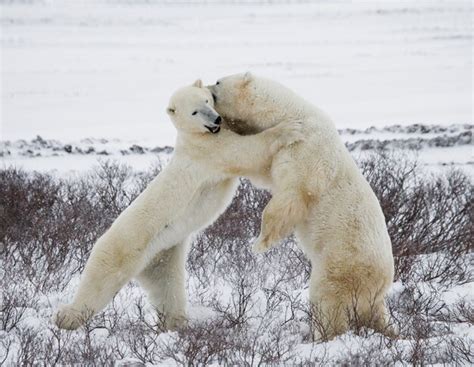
0 135 173 158
341 124 472 152
0 123 471 159
339 123 472 136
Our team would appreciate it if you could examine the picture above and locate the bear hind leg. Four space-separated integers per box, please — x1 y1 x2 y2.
136 240 189 331
310 296 350 342
359 300 398 338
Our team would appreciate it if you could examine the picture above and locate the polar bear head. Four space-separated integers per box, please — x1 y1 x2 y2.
167 79 222 134
207 72 284 134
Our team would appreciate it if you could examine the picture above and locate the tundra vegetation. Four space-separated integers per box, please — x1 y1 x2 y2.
1 151 472 366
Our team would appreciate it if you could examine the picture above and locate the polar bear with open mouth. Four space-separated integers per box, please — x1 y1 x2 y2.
53 79 303 330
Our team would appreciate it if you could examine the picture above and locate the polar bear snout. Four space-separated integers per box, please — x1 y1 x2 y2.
202 110 222 133
200 106 220 123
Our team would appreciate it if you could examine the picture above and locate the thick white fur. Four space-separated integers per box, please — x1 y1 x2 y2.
53 80 302 330
208 72 395 340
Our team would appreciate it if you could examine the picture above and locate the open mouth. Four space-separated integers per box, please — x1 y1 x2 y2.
205 125 221 134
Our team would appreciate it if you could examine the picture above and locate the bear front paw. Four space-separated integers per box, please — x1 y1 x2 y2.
52 304 91 330
270 122 304 154
281 121 305 144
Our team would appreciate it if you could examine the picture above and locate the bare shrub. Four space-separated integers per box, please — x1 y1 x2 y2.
1 150 472 365
1 282 37 332
359 152 472 285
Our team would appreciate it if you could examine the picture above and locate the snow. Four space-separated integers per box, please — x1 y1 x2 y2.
1 150 163 172
1 0 472 145
1 1 472 365
442 282 474 306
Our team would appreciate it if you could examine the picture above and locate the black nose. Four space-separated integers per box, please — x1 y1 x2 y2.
214 116 222 125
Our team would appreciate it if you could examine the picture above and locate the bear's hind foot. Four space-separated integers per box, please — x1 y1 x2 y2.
163 314 188 331
154 310 188 332
251 236 274 254
52 304 92 330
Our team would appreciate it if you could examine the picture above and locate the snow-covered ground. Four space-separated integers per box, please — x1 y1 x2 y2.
1 0 472 146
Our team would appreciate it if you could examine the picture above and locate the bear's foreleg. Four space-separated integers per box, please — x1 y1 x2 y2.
252 190 309 253
204 121 304 177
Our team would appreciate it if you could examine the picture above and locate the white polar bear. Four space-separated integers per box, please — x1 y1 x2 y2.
53 79 302 330
208 72 395 340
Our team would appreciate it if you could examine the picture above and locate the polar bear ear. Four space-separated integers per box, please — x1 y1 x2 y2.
243 71 254 82
192 79 203 88
166 106 175 115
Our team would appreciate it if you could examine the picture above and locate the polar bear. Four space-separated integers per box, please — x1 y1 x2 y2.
207 72 395 340
53 79 302 330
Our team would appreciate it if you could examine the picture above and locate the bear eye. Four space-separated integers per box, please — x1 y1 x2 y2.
205 100 208 103
216 81 220 85
192 111 197 116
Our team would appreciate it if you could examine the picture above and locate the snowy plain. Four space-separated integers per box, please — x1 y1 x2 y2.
1 1 473 365
1 0 472 145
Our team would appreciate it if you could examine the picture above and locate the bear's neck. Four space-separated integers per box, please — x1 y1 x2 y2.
174 130 214 153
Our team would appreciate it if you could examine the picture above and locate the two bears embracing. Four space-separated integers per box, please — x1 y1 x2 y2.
53 73 395 341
